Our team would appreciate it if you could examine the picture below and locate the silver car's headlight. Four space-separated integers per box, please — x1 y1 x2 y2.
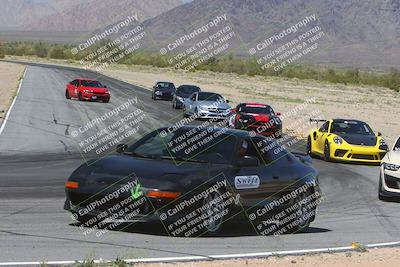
383 163 400 171
333 136 343 145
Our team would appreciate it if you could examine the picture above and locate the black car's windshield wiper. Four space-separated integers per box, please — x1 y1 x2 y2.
159 156 208 164
123 151 158 159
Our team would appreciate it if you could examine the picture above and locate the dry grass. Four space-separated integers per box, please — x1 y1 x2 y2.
133 247 400 267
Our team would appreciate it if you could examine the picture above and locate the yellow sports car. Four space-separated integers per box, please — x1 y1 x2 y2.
307 119 388 164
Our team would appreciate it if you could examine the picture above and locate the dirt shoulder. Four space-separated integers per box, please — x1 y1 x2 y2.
5 56 400 146
135 247 400 267
0 61 25 125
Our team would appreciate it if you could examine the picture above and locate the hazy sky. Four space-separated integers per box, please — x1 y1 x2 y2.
32 0 193 2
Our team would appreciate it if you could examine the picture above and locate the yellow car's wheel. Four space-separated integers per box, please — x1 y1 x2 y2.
324 141 331 162
307 136 315 157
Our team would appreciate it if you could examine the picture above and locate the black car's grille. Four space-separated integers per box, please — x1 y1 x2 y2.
384 174 400 190
69 192 151 215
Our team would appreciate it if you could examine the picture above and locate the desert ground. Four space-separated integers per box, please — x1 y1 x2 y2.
0 61 25 125
133 247 400 267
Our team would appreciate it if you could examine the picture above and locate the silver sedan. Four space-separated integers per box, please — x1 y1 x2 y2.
183 92 231 119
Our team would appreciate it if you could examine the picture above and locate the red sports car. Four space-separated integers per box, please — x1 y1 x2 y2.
228 103 283 138
65 78 110 103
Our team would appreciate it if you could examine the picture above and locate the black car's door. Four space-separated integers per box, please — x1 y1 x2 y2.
234 137 297 204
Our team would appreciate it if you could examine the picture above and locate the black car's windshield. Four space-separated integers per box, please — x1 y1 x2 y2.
198 92 224 101
331 120 374 135
157 82 175 90
239 105 275 115
177 85 200 95
81 80 104 88
127 128 236 164
394 138 400 151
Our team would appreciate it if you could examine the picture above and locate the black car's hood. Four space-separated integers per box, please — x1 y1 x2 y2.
335 133 377 146
156 88 174 92
176 92 192 98
76 155 221 191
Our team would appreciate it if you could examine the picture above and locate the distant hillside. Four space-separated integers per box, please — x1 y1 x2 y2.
0 0 183 31
139 0 400 69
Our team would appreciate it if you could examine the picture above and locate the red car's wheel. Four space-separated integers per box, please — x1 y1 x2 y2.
65 90 71 99
103 97 110 103
78 92 83 101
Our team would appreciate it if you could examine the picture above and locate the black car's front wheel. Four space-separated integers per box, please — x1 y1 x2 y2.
201 190 225 236
290 190 315 232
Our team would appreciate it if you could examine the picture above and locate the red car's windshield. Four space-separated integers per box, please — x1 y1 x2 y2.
81 80 104 88
239 106 275 115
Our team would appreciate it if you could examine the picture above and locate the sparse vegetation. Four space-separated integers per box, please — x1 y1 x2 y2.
0 41 399 92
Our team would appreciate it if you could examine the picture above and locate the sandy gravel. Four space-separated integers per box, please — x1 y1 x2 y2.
0 61 25 125
134 247 400 267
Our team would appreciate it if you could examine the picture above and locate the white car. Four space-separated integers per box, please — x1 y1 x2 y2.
379 136 400 201
183 92 231 119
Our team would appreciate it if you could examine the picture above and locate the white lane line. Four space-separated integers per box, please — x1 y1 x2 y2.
0 67 27 136
0 240 399 266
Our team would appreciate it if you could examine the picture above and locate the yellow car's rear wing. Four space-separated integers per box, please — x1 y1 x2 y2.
309 118 327 128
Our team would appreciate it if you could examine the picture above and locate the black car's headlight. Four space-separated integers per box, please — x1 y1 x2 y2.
176 96 184 101
383 163 400 171
155 91 162 95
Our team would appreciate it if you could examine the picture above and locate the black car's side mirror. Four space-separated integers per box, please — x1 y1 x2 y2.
116 144 128 153
378 132 382 136
237 156 259 167
226 99 230 103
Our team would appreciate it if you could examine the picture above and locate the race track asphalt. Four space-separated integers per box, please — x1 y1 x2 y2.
0 62 399 263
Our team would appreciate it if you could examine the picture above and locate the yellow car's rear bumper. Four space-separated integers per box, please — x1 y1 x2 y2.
329 144 386 163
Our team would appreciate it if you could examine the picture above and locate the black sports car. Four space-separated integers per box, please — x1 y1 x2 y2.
65 126 320 236
152 81 176 100
172 85 201 109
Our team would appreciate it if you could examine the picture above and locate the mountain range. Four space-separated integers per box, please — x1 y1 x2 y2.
0 0 184 31
1 0 399 68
